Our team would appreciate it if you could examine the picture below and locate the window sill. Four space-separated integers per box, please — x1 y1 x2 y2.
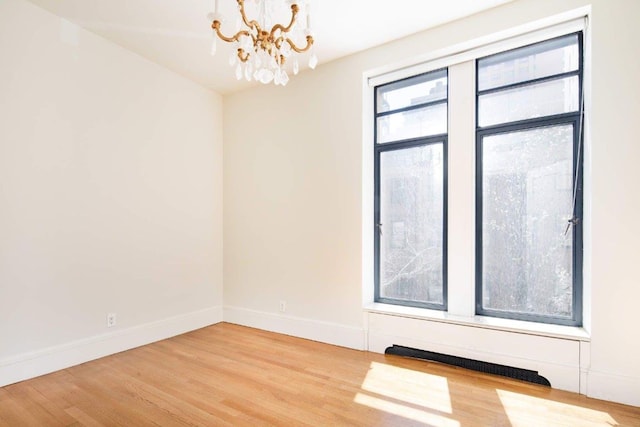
364 303 590 342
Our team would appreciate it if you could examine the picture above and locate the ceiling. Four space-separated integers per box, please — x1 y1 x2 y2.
26 0 514 94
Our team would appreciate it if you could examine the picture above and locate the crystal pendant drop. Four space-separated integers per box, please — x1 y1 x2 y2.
235 63 243 80
308 53 318 70
259 69 274 84
293 59 299 75
210 35 217 56
280 69 289 86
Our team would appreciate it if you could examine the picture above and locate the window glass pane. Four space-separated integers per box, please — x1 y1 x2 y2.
380 144 444 305
377 103 447 144
481 125 574 318
478 76 579 127
478 34 579 91
377 71 447 113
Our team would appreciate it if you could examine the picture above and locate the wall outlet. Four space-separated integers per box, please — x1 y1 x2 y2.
279 300 286 313
106 312 117 328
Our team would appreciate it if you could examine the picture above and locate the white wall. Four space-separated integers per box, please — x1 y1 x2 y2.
224 0 640 407
0 0 223 385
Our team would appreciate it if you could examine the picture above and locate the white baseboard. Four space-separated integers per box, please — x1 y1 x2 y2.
223 306 365 350
587 370 640 407
0 306 223 388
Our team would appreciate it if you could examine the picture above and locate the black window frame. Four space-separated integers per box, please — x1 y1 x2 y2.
475 32 584 326
373 69 449 311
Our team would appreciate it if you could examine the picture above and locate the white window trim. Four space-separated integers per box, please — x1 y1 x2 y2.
365 9 588 87
361 7 592 340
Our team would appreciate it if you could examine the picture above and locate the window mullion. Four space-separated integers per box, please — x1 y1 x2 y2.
447 60 477 317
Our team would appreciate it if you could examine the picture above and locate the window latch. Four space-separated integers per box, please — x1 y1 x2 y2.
564 216 581 236
376 223 383 236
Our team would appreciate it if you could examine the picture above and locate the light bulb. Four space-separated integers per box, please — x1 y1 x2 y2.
240 35 252 52
281 42 292 57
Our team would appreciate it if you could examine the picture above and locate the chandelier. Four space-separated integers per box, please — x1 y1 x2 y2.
208 0 317 86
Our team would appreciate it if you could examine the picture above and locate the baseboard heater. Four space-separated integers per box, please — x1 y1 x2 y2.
385 345 551 387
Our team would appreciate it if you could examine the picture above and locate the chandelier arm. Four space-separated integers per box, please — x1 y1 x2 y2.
270 4 299 36
274 36 286 50
237 0 260 33
237 48 250 63
285 35 314 54
212 20 251 43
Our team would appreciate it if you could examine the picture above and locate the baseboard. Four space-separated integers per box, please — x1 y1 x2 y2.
587 370 640 407
223 306 365 350
0 306 223 387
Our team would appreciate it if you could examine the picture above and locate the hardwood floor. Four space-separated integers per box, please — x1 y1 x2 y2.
1 323 638 426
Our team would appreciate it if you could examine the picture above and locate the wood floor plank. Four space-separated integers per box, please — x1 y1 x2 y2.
1 323 638 426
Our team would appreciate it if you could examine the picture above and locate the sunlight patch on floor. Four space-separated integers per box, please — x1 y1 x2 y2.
360 361 453 414
354 393 461 427
353 361 458 426
496 389 619 427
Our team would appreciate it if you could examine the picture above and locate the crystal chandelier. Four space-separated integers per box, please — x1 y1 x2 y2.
208 0 317 86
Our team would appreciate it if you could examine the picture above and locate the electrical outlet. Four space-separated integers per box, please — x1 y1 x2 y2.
279 300 286 313
107 312 117 328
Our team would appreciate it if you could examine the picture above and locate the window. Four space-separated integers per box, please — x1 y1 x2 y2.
374 70 448 310
367 21 587 328
476 33 583 326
